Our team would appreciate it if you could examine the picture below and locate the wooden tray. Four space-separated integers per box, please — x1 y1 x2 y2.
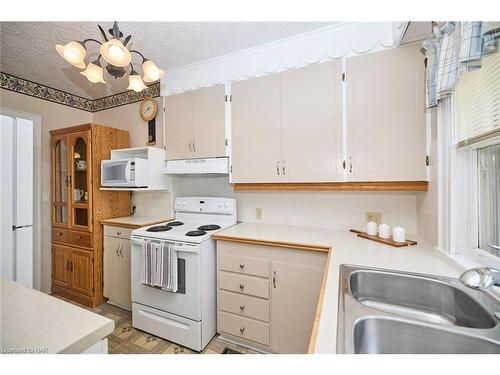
350 229 417 248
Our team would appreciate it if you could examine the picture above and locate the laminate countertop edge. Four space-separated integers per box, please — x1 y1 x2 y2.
100 217 173 229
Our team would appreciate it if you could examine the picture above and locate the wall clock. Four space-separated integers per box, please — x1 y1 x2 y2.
139 97 158 145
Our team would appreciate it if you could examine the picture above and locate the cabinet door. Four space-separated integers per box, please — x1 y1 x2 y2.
51 135 70 228
231 74 283 183
192 85 226 158
52 244 71 288
68 131 92 231
70 248 94 297
270 261 324 353
103 235 120 300
117 239 132 309
165 92 194 160
282 61 343 182
346 43 426 181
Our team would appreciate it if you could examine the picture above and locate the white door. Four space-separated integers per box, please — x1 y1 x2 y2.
0 114 34 288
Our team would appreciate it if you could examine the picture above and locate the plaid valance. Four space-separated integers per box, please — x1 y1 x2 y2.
423 21 500 108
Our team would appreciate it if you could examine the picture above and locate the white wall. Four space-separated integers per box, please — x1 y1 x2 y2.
172 176 419 235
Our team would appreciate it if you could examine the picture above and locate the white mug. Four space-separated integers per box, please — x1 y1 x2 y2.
74 189 84 202
366 221 378 236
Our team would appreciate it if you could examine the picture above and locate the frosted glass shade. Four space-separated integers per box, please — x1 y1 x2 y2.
142 60 165 82
55 41 86 69
99 39 131 67
127 74 147 92
80 62 105 84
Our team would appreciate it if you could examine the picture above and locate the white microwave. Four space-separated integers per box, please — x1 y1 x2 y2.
101 158 148 187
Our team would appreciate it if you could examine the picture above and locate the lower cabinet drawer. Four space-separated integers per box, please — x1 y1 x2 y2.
219 271 269 299
219 311 270 346
219 290 269 322
52 227 70 243
104 225 133 240
70 230 92 248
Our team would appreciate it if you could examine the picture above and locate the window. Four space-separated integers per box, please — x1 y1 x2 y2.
478 144 500 257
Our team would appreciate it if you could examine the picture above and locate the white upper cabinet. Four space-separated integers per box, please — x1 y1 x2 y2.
345 43 427 181
281 61 343 182
231 74 283 183
165 85 226 160
231 61 342 183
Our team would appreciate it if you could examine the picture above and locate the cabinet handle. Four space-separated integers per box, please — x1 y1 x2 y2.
119 246 124 258
192 140 196 153
66 260 70 271
239 327 245 333
349 156 353 173
240 305 245 311
77 235 82 239
239 263 244 269
188 141 193 152
57 232 63 236
116 246 120 256
69 261 73 272
239 284 244 290
276 161 280 175
273 270 277 289
117 231 122 236
282 160 286 176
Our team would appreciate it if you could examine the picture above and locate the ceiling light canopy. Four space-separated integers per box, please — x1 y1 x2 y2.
55 22 165 93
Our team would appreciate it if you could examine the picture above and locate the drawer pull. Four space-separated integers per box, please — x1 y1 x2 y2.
240 305 245 311
239 263 244 269
57 232 63 236
239 284 244 290
117 231 122 236
77 235 82 239
239 327 245 333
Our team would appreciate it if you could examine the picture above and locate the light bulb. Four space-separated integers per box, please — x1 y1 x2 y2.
108 44 125 61
99 39 131 67
142 60 165 83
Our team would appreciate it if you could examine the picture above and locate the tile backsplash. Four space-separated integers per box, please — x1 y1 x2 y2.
171 176 419 234
132 191 173 218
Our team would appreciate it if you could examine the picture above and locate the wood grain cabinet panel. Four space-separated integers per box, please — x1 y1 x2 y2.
231 74 283 183
346 43 427 181
70 230 92 248
52 227 70 244
70 248 94 297
52 244 71 288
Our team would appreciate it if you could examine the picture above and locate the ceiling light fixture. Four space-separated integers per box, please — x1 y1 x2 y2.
55 22 164 92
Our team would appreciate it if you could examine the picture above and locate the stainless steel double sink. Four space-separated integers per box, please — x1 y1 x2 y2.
337 265 500 354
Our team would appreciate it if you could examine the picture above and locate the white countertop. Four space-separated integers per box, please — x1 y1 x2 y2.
1 279 114 354
101 215 173 229
213 222 464 354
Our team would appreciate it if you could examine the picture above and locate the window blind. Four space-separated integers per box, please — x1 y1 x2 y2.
454 51 500 148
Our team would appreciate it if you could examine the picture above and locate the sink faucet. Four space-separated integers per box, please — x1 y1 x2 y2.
459 267 500 290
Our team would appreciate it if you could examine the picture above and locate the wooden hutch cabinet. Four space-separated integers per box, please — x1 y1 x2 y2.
50 123 130 307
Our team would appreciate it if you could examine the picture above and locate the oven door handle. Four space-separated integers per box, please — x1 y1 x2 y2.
131 236 200 254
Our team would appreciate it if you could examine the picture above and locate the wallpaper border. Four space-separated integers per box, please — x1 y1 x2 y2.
0 72 160 112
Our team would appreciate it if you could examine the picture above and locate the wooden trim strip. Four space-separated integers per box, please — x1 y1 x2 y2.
100 218 172 229
211 234 330 253
233 181 429 192
307 248 332 354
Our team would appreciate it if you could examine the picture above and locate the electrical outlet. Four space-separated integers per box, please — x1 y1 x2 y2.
256 208 263 220
366 212 382 224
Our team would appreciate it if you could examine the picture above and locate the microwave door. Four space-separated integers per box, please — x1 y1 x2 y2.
102 160 128 186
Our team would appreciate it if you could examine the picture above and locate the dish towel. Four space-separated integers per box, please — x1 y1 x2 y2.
140 240 178 292
436 22 459 100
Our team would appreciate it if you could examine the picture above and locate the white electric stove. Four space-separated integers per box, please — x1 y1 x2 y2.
130 197 236 351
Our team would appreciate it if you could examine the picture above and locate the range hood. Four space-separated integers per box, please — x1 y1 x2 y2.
164 157 229 175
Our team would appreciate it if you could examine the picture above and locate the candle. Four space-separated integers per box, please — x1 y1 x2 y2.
393 226 406 243
366 221 377 236
378 223 390 239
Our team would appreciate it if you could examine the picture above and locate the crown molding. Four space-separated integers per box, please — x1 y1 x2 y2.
162 22 398 95
0 72 160 112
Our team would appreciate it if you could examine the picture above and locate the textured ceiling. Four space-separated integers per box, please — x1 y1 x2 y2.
0 22 335 99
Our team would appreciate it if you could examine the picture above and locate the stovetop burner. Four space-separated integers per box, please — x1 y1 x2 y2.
167 221 184 226
185 230 207 237
197 224 222 231
146 225 173 232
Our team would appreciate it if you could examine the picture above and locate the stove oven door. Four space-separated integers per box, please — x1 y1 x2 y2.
130 236 202 321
